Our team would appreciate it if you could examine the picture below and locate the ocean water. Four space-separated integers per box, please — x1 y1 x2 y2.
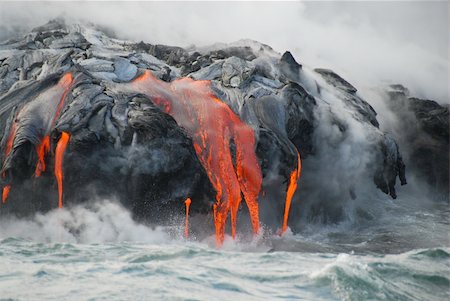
0 197 448 301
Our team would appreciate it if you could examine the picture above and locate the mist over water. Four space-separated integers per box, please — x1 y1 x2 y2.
0 195 448 301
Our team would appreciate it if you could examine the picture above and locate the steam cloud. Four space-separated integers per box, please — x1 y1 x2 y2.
0 1 448 104
0 200 170 243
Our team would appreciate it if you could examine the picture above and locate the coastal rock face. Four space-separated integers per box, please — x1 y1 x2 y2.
384 85 449 196
0 20 408 232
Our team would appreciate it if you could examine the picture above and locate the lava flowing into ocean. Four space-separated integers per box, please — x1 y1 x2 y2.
184 198 192 238
34 73 73 179
282 152 301 234
1 72 73 205
129 70 301 245
55 132 70 208
0 70 302 245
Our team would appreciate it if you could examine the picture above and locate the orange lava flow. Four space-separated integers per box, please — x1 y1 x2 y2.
54 132 70 208
184 198 192 238
35 73 73 178
130 70 262 246
2 185 11 203
282 151 302 234
51 73 73 127
34 135 50 177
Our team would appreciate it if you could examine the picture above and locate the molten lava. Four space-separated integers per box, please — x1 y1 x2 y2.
35 73 73 178
2 185 10 203
130 70 262 245
184 197 192 238
34 135 50 177
282 151 302 234
51 73 73 127
54 132 70 208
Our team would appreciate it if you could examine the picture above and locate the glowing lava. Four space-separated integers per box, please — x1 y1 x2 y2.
184 197 192 238
34 135 50 177
35 73 73 178
54 132 70 208
282 151 302 234
2 185 10 203
51 73 73 126
130 70 262 245
1 73 73 205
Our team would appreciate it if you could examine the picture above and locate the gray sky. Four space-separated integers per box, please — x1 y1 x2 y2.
0 1 448 103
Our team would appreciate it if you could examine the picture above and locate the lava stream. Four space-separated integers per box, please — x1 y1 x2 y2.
54 132 70 208
35 73 73 178
2 185 10 203
282 151 302 234
51 73 73 127
34 135 50 177
130 70 262 246
184 198 192 238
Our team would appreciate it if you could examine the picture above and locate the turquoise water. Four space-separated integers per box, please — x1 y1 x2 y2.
0 238 448 301
0 198 448 301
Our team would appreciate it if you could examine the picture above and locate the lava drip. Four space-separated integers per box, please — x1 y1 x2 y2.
2 185 10 203
34 73 73 178
184 198 192 238
282 151 302 234
34 135 50 177
130 70 262 246
54 132 70 208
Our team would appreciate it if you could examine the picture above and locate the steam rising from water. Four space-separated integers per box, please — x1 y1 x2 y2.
0 201 169 244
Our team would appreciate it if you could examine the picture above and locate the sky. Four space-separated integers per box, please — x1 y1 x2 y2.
0 1 448 104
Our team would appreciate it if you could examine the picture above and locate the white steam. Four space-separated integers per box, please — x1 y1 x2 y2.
0 1 448 104
0 201 170 243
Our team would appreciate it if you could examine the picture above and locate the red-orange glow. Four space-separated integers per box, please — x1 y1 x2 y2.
282 151 302 234
2 73 74 207
130 70 262 246
34 135 50 177
184 198 192 238
2 185 11 203
34 73 73 177
51 73 73 127
54 132 70 208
